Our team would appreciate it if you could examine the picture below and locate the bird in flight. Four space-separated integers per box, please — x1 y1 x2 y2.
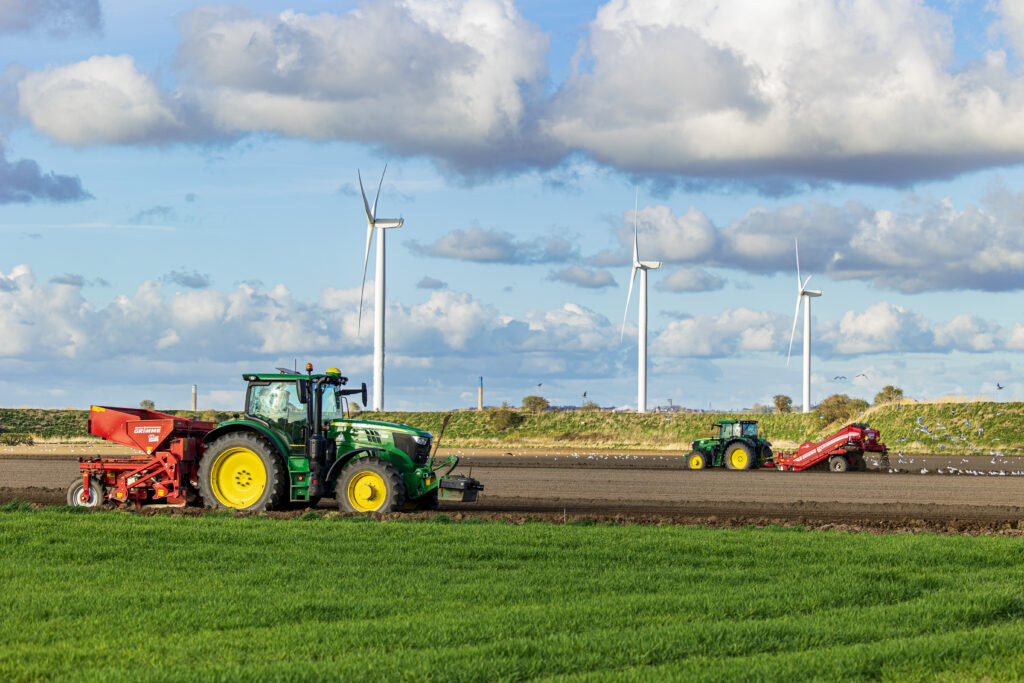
582 391 587 398
537 383 543 387
997 383 1004 390
833 375 847 380
855 373 869 379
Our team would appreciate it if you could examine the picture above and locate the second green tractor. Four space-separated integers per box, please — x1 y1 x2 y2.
687 420 773 470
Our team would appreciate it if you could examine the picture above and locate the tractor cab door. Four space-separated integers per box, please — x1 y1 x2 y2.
246 380 308 456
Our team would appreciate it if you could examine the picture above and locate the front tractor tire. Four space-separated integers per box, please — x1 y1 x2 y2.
724 443 754 470
337 457 406 514
66 477 105 507
199 433 286 511
687 452 706 470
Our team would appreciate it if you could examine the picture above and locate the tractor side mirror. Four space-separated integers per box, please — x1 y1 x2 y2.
297 379 309 404
361 383 368 409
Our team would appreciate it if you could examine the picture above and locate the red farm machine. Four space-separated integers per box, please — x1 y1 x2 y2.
70 406 216 507
68 365 482 512
772 423 888 472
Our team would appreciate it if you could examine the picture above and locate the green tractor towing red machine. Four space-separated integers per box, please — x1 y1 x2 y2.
687 419 888 472
68 364 482 512
687 420 774 470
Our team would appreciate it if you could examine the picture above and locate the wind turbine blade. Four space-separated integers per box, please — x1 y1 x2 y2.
372 163 388 220
357 170 373 223
794 236 803 290
802 275 812 291
357 223 375 333
632 188 640 266
787 294 801 366
621 266 638 342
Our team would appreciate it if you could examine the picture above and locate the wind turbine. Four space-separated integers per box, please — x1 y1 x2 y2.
621 189 661 413
357 165 404 411
787 237 822 413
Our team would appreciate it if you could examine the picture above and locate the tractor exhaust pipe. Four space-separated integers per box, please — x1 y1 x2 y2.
307 371 328 499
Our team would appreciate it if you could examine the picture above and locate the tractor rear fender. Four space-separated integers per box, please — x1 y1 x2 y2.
202 421 289 461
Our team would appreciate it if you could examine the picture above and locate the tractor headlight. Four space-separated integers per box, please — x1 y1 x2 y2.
413 435 429 446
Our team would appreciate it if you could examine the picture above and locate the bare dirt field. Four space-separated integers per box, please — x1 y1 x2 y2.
5 446 1024 533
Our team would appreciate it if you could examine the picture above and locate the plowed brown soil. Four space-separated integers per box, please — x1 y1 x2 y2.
4 448 1024 534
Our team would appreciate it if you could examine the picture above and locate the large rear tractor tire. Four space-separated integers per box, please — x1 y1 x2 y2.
724 443 754 470
687 452 706 470
66 478 105 507
829 456 849 473
199 433 286 511
337 457 405 513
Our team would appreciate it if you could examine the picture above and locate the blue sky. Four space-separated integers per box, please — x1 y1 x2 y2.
4 0 1024 412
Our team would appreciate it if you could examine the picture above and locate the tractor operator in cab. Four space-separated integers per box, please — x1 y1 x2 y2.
257 383 303 424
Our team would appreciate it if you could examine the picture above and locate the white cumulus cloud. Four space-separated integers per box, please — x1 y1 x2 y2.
543 0 1024 186
18 55 189 145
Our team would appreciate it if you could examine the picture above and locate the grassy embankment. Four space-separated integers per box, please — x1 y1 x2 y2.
2 505 1024 681
372 400 1024 454
2 400 1022 454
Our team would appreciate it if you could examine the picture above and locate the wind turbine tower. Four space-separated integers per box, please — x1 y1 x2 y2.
357 165 404 411
621 190 662 413
787 238 822 413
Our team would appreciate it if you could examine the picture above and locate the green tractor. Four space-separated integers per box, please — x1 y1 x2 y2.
687 420 773 471
198 364 482 512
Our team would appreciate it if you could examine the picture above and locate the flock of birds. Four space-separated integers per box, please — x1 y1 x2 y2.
878 403 1024 476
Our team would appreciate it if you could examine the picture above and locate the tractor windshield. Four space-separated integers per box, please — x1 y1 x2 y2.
322 388 343 421
741 423 758 437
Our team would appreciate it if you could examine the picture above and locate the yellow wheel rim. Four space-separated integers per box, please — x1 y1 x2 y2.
689 454 703 469
347 471 387 512
729 449 749 469
210 447 267 508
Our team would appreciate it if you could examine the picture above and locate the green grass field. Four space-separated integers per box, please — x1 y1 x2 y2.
3 506 1024 681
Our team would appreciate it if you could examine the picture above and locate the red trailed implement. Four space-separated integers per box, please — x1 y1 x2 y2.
70 406 217 506
772 423 888 472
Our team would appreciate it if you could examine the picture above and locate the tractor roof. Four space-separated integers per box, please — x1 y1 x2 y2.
714 419 758 425
243 372 337 381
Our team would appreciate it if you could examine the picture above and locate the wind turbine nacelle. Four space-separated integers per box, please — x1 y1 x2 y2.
373 218 404 229
638 260 662 270
802 289 823 297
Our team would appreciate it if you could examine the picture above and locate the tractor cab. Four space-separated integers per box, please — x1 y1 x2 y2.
713 420 760 440
241 367 364 458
